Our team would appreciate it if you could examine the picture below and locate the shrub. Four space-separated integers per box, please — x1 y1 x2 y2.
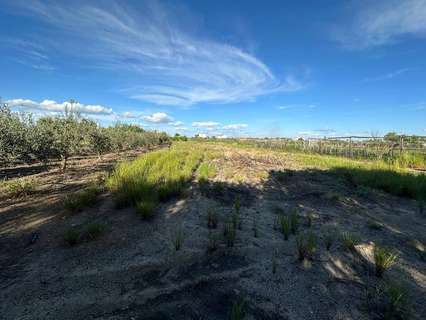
374 245 399 277
2 178 36 198
368 281 410 320
64 227 81 246
136 200 157 220
63 185 101 213
207 208 219 229
296 233 317 261
86 223 107 240
340 231 360 251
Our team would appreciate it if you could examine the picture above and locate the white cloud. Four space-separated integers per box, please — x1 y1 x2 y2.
5 98 113 115
143 112 173 123
364 68 410 82
170 121 184 127
276 104 316 110
192 121 220 129
223 124 248 130
10 1 304 106
335 0 426 49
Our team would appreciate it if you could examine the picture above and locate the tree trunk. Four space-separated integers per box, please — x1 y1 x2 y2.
61 155 68 172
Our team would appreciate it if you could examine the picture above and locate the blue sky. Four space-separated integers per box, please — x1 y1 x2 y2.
1 0 425 138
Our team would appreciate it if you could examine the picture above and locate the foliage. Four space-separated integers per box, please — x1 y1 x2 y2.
340 231 360 251
1 178 36 198
296 233 317 261
63 185 102 213
0 104 169 169
374 245 399 277
107 143 203 210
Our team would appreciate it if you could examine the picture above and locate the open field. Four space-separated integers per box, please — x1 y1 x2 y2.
1 141 425 320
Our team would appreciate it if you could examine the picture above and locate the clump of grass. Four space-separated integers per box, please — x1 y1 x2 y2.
107 145 204 207
272 249 278 274
233 198 242 230
207 208 219 229
64 185 101 213
367 219 383 230
367 281 410 320
356 186 370 198
86 223 107 240
172 227 184 251
224 219 236 247
2 178 36 198
64 227 81 246
278 215 291 240
296 233 317 261
136 200 157 220
323 232 335 251
289 209 299 234
229 300 245 320
340 231 360 251
252 214 258 238
307 211 315 228
374 245 399 277
207 231 219 254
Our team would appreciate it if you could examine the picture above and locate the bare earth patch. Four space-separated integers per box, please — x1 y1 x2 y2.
1 144 425 319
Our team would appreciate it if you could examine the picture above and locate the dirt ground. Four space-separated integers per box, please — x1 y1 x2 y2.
1 145 425 320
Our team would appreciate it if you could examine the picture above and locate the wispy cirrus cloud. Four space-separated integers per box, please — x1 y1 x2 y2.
223 124 248 130
9 0 305 106
363 68 410 82
192 121 220 130
334 0 426 50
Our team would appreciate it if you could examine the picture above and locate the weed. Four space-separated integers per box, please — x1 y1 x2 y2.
367 281 410 320
207 231 219 254
2 178 36 198
289 209 299 234
374 245 399 277
278 215 291 240
307 211 315 228
272 249 278 274
136 200 157 220
340 231 360 251
253 214 258 238
296 233 317 261
86 223 107 240
323 232 335 251
207 208 219 229
224 219 236 247
356 186 370 198
64 227 81 246
367 219 383 230
229 300 245 320
172 227 184 251
64 185 101 213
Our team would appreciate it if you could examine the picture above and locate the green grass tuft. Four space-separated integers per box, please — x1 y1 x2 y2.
296 233 317 262
63 185 101 213
374 245 399 277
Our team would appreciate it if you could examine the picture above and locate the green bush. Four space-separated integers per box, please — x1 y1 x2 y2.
296 233 317 261
64 185 102 213
1 178 36 198
64 227 81 246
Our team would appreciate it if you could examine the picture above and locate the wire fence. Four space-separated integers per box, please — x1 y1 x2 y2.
239 135 426 168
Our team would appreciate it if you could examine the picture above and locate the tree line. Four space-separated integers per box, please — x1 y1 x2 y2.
0 102 170 171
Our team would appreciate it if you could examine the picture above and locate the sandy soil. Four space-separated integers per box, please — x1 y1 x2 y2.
1 145 425 319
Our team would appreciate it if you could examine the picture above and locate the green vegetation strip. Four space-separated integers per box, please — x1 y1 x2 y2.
107 143 204 216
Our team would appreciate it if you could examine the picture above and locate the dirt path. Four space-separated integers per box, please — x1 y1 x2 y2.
1 145 425 319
